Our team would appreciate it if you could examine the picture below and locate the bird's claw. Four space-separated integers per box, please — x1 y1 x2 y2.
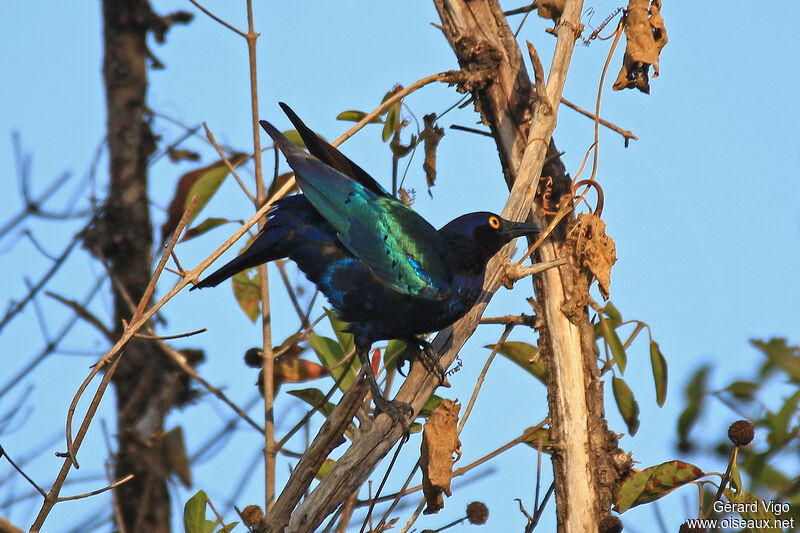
372 395 413 436
396 340 448 386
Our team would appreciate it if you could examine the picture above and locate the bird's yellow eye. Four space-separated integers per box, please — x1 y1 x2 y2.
488 216 501 229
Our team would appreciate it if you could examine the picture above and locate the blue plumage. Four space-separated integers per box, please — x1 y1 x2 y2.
194 103 539 423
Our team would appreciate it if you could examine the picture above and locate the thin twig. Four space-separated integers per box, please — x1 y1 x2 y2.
560 96 637 144
0 235 80 333
57 475 135 502
203 122 256 203
458 325 513 434
187 0 246 37
504 1 537 16
333 71 462 147
44 291 114 342
449 124 493 137
705 447 738 520
0 445 47 497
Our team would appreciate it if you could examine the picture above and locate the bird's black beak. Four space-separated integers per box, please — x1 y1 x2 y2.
500 218 540 240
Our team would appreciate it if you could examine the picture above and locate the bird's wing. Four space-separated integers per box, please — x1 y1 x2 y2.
279 102 392 198
260 119 452 298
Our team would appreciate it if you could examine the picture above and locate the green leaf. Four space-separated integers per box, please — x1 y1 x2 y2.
309 333 355 392
486 341 546 384
184 164 232 226
723 489 781 532
182 217 231 242
418 394 445 418
336 110 383 123
615 469 650 513
615 460 704 513
521 426 552 453
752 338 800 382
676 366 710 445
215 523 238 533
287 388 336 418
325 309 354 355
677 404 699 448
184 490 217 533
604 301 623 324
281 129 306 148
382 103 399 142
601 316 627 374
766 389 800 448
317 458 336 480
649 340 668 407
725 380 760 401
612 376 640 435
160 154 246 244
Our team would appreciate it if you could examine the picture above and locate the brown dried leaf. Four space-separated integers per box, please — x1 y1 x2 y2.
420 113 444 195
420 399 461 515
564 213 617 300
613 0 668 93
537 0 565 21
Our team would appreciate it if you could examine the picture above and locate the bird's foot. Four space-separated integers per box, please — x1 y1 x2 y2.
371 395 413 436
396 339 449 387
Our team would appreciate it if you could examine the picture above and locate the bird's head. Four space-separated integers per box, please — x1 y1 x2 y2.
440 212 539 264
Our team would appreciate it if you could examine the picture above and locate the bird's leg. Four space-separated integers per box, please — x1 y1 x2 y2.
396 338 448 386
357 346 412 432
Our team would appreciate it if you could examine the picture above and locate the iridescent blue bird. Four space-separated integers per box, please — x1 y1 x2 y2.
194 103 538 421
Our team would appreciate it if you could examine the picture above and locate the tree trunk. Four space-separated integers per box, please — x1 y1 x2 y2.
100 1 173 530
432 1 626 531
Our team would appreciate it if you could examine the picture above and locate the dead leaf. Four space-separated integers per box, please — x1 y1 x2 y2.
613 0 668 93
420 399 461 514
420 113 444 195
564 213 617 300
537 0 565 21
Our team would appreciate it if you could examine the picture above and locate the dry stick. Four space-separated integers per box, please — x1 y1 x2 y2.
559 97 637 143
263 372 370 527
397 499 426 533
30 176 297 531
275 260 307 325
332 71 464 147
187 0 246 37
153 332 265 433
0 445 47 498
241 0 277 509
705 446 739 520
133 327 207 340
373 458 421 531
590 18 624 185
457 325 514 434
0 235 79 333
43 291 114 343
274 357 356 452
362 421 549 506
204 122 256 204
30 195 197 531
480 314 535 326
0 276 105 399
65 194 200 467
527 41 552 115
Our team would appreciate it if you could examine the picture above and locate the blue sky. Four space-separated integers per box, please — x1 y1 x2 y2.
2 2 799 532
